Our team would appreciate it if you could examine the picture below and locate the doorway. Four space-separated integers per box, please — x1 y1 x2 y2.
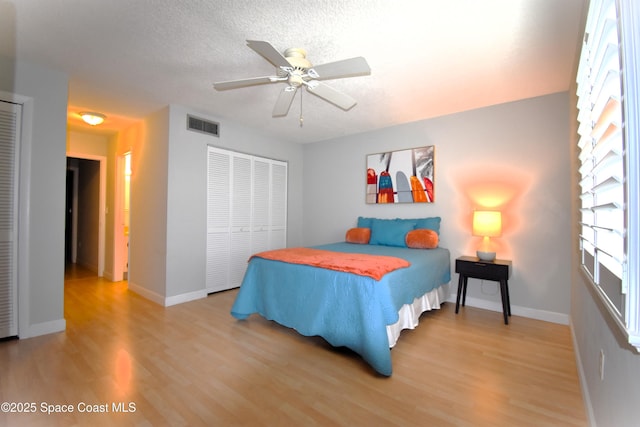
113 152 131 281
65 154 106 277
65 164 78 264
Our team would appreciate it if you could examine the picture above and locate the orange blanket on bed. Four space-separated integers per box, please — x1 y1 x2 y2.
250 247 410 280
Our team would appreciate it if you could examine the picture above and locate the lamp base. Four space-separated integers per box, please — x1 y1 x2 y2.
476 250 496 262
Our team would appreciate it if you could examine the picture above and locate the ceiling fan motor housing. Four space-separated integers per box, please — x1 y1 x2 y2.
277 47 312 85
284 48 311 67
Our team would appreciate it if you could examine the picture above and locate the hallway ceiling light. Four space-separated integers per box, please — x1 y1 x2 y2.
80 112 106 126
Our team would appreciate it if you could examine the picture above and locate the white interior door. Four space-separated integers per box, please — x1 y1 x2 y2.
0 100 21 338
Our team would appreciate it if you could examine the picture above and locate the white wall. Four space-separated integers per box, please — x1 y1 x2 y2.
118 107 171 302
0 58 68 337
165 105 207 302
571 272 640 427
67 130 109 157
303 92 572 320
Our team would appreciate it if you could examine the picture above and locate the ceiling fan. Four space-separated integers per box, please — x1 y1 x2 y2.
213 40 371 118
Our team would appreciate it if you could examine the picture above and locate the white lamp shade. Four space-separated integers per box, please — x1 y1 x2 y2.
472 210 502 237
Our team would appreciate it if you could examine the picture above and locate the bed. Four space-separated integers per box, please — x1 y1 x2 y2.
230 217 451 376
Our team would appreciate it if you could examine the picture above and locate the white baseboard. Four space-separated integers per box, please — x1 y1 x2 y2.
164 289 207 307
76 260 98 275
127 281 165 306
102 270 114 281
127 281 207 307
447 293 570 325
24 318 66 339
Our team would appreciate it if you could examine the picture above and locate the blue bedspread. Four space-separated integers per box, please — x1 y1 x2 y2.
230 242 451 376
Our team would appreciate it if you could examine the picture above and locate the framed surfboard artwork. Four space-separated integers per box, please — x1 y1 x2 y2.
366 146 434 204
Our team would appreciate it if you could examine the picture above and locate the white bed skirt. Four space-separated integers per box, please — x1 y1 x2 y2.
387 283 450 348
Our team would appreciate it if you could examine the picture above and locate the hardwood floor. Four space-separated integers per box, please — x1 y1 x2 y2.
0 266 588 426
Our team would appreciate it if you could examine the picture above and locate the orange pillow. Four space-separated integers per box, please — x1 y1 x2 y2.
345 227 371 244
405 229 439 249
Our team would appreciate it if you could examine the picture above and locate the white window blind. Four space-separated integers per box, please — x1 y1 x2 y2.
577 0 640 349
577 0 625 307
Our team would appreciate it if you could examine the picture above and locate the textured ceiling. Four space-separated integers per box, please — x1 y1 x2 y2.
1 0 587 143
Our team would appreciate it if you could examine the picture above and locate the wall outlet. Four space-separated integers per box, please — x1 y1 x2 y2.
599 349 605 381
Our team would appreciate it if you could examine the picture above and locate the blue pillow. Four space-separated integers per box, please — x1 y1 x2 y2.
414 217 441 235
357 216 374 228
370 219 417 247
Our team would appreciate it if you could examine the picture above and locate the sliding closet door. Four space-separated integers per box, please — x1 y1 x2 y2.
0 101 20 338
251 158 288 253
229 153 252 288
206 146 287 293
270 161 287 249
206 148 231 293
251 157 271 254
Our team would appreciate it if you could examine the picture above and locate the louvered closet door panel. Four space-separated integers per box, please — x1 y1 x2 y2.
251 159 270 254
270 161 288 249
206 233 229 291
229 230 250 287
231 155 252 229
206 148 231 292
0 101 20 338
229 155 252 288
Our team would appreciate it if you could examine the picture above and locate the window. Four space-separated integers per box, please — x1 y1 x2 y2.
576 0 640 350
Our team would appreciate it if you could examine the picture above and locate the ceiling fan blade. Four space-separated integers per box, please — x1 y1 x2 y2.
308 57 371 81
246 40 291 68
272 86 298 117
213 76 284 91
306 81 357 110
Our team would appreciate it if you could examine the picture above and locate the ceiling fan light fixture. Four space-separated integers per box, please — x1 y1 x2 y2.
80 112 106 126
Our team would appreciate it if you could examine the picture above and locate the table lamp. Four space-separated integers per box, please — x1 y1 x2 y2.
472 210 502 262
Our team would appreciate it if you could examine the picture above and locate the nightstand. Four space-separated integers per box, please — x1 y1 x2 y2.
455 256 513 324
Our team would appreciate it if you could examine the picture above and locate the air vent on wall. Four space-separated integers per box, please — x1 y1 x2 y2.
187 115 219 137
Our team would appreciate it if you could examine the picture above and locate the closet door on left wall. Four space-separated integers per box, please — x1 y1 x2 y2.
0 101 20 338
206 146 288 293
